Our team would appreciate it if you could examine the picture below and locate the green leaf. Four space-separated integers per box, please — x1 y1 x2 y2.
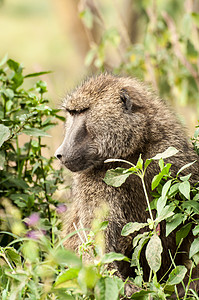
166 213 184 237
192 253 199 266
101 252 129 264
152 173 163 190
168 183 180 197
192 225 199 236
5 247 21 265
189 237 199 258
131 290 153 299
159 158 164 170
9 178 29 189
0 124 10 147
152 147 179 160
0 150 5 170
157 196 167 216
36 80 47 93
23 128 51 137
151 163 172 190
179 181 190 200
131 236 150 267
103 28 121 46
180 174 192 182
177 161 196 175
0 54 8 67
32 161 40 175
97 220 109 231
53 290 74 300
85 47 97 66
156 205 175 222
95 278 106 300
162 180 172 200
145 234 163 272
104 168 131 187
191 12 199 27
2 88 14 99
7 59 21 72
53 249 82 268
113 276 124 295
133 232 149 248
54 269 80 287
166 266 187 285
176 223 192 245
78 266 98 290
136 154 143 170
36 104 52 111
193 194 199 201
144 158 152 170
182 200 199 214
95 277 122 300
121 222 147 236
79 8 93 29
24 71 52 78
105 277 119 300
22 241 39 262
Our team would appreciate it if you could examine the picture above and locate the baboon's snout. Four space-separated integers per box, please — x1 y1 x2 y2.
54 145 64 161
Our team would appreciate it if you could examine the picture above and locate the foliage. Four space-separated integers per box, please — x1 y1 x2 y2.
104 144 199 299
0 210 126 299
0 56 65 245
80 0 199 109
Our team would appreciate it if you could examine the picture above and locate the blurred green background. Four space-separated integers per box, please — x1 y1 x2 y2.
0 0 87 90
0 0 89 155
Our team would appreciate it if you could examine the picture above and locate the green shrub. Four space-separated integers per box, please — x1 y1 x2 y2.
104 145 199 299
0 56 65 243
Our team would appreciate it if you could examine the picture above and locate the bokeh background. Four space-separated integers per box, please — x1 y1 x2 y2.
1 0 199 157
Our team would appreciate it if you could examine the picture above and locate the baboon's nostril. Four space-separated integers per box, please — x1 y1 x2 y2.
55 146 63 161
56 154 62 160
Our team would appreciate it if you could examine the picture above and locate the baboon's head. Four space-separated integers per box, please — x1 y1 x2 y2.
55 74 150 172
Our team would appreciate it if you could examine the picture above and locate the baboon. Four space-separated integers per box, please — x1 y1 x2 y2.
55 73 199 295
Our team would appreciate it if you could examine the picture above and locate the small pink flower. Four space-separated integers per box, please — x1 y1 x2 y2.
25 213 40 227
26 229 46 240
56 204 67 214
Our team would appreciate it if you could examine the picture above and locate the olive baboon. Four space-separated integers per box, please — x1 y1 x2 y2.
55 73 199 293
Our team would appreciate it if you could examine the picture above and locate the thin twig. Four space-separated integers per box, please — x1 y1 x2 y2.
145 52 158 91
111 0 131 47
80 219 88 242
73 222 85 244
141 176 154 223
162 11 199 90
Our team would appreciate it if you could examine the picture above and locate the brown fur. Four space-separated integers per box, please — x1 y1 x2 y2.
55 74 199 294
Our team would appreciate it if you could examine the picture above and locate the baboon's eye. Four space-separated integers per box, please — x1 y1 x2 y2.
120 88 132 112
65 107 89 116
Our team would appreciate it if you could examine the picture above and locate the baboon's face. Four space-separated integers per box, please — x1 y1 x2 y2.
55 75 147 172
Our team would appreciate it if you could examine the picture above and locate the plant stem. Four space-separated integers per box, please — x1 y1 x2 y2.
140 176 154 224
148 269 153 283
184 263 194 300
105 158 136 167
174 285 180 300
1 253 14 271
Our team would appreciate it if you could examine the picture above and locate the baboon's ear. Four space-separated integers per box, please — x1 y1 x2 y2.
120 87 143 112
120 88 132 112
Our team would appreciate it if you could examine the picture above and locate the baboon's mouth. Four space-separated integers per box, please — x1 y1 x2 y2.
62 156 94 172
